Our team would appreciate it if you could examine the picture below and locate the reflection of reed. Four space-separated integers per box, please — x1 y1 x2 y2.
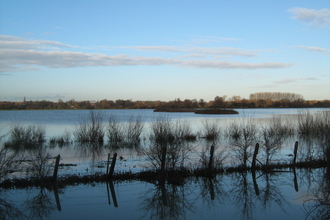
258 172 288 212
139 183 195 220
0 197 26 220
303 168 330 220
197 176 228 206
229 172 256 220
23 188 57 220
74 143 106 170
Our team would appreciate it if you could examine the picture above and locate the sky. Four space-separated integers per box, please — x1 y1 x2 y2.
0 0 329 102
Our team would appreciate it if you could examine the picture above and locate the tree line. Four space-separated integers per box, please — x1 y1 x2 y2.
0 92 329 110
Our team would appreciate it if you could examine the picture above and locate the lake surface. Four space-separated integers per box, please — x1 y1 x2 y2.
1 108 329 219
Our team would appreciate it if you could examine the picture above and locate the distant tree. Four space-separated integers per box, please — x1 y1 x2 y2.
198 99 206 108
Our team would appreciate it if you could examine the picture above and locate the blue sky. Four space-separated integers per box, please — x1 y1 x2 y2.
0 0 329 102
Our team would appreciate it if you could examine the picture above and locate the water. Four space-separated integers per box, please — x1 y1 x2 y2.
0 108 328 175
1 108 329 219
1 168 328 220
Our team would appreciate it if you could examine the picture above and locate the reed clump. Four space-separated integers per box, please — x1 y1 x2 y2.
226 117 257 167
144 116 194 171
5 124 46 149
259 115 292 165
107 115 144 146
73 110 105 144
49 130 72 146
200 119 221 141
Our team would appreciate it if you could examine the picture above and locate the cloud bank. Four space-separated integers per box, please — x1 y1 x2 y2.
0 35 293 72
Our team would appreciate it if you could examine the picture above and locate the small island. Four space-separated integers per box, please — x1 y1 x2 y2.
154 108 239 114
194 109 239 114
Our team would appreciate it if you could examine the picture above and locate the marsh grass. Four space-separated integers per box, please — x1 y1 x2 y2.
226 117 257 167
5 124 46 150
107 115 144 147
297 110 315 136
49 130 72 146
144 115 195 170
198 145 228 169
26 146 53 180
74 110 104 144
295 110 330 164
200 119 221 141
259 116 291 165
0 147 23 180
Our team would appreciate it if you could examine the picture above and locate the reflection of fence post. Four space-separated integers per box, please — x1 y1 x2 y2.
109 153 117 178
208 145 215 170
53 154 60 182
251 143 259 170
109 181 118 207
293 168 299 192
106 181 111 205
251 171 260 196
209 177 215 200
293 141 299 165
53 184 62 211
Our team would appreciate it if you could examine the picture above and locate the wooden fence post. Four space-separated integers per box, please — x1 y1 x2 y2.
208 145 215 170
53 154 60 182
106 153 110 175
109 153 117 178
251 143 259 170
293 141 299 165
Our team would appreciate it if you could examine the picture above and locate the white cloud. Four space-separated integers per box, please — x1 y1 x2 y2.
0 35 294 72
288 7 330 29
0 35 77 50
294 45 330 54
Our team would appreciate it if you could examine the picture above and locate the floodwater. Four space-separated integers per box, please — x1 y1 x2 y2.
0 108 329 219
1 168 329 220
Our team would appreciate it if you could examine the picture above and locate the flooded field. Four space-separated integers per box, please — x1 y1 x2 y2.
1 108 329 219
1 168 329 220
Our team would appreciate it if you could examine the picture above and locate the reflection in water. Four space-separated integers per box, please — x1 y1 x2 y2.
303 168 330 220
229 172 256 220
258 172 288 213
74 143 106 172
22 188 58 220
1 169 329 220
197 175 228 206
106 181 118 207
0 196 26 220
139 182 195 220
